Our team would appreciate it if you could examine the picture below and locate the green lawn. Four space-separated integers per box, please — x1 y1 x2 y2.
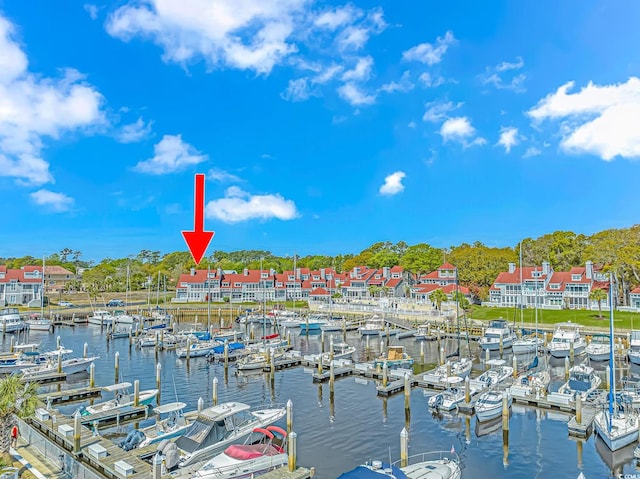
468 305 640 331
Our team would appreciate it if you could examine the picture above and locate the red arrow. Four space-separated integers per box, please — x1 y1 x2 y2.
182 173 214 265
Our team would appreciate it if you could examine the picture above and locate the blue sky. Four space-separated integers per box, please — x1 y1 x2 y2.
1 1 640 263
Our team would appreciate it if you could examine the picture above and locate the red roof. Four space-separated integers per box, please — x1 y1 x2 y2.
441 284 470 294
591 281 610 291
438 262 456 270
414 284 441 293
309 288 329 296
390 265 403 272
631 287 640 294
494 267 550 285
385 278 402 288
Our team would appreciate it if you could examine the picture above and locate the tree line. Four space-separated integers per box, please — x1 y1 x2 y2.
2 225 639 303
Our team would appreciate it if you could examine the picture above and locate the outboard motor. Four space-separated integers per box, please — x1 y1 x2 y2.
428 394 442 409
162 442 179 471
121 430 145 451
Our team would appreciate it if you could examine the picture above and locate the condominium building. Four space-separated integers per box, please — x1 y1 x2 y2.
0 266 44 306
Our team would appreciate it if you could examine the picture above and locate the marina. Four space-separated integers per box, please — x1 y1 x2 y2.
3 317 640 479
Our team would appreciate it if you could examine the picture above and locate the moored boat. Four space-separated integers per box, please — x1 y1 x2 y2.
475 390 512 422
338 450 461 479
81 382 158 415
547 322 586 358
478 319 516 351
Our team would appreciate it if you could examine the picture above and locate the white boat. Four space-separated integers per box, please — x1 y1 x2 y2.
308 342 356 364
82 382 158 415
193 426 288 479
546 322 586 358
472 359 513 389
586 334 611 362
278 318 301 328
358 316 386 336
594 287 640 451
508 357 550 399
338 451 461 479
176 341 219 358
422 357 473 385
428 377 476 411
88 310 114 326
319 318 347 332
512 335 544 355
557 363 601 400
127 402 191 449
478 319 516 351
475 390 512 422
629 330 640 365
237 350 285 371
0 308 26 333
113 310 136 325
166 402 286 468
25 315 53 332
299 314 329 332
413 324 436 341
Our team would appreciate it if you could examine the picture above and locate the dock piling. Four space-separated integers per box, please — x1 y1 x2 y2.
270 348 275 375
404 373 410 410
57 335 61 349
317 352 323 375
382 361 388 388
439 347 445 367
213 377 218 406
134 379 140 407
224 341 229 369
446 360 451 378
156 363 162 406
512 356 518 378
570 342 575 365
321 331 325 353
606 365 610 390
400 428 408 468
10 337 14 353
420 341 425 363
485 348 490 369
288 431 297 472
83 342 88 358
197 397 204 412
114 351 120 383
89 363 95 388
576 393 582 425
329 336 334 362
152 452 162 479
73 410 81 454
329 359 335 393
57 350 62 374
186 337 191 364
286 399 293 435
499 336 503 357
564 357 570 380
502 392 510 431
464 376 470 403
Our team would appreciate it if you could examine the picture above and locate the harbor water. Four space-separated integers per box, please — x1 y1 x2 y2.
6 323 640 479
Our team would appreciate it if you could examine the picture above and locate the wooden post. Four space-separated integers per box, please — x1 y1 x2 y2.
400 427 409 468
329 358 335 393
565 357 570 380
383 361 388 388
440 347 445 366
606 365 611 390
286 399 293 435
224 341 229 369
420 341 425 363
464 376 470 403
114 351 120 383
317 351 323 375
212 377 218 406
152 452 162 479
250 324 255 341
10 337 14 353
499 336 503 357
197 397 204 412
154 331 159 354
83 342 88 359
133 379 140 407
386 325 390 347
576 393 582 425
186 337 191 364
485 348 490 368
73 410 81 454
502 393 510 431
89 362 95 388
329 336 334 362
57 335 61 350
156 363 162 406
446 360 451 378
321 331 325 353
404 373 410 410
57 350 62 374
512 355 518 378
270 348 276 374
570 341 575 365
288 431 297 472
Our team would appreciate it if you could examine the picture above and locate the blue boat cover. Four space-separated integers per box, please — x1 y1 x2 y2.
211 342 245 354
337 464 407 479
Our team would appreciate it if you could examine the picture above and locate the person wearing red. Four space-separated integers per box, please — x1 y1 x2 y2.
10 425 18 448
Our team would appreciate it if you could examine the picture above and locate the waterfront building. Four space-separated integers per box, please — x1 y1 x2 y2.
0 266 44 306
630 287 640 310
487 260 612 310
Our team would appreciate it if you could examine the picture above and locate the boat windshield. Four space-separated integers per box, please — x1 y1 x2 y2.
488 320 507 329
568 373 593 391
175 418 233 453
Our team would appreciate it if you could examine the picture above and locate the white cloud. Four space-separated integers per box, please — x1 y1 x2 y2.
528 77 640 160
84 4 99 20
440 117 486 147
281 77 313 101
0 15 106 186
337 83 375 106
523 146 541 158
402 31 456 65
207 168 241 182
407 121 416 129
418 72 445 88
378 70 414 94
206 186 298 223
379 171 405 196
313 64 343 84
117 117 153 143
335 8 386 51
30 189 74 212
314 4 362 30
497 126 520 153
482 56 526 92
341 56 373 82
422 100 462 122
134 134 207 174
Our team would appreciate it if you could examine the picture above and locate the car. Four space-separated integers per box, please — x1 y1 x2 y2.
107 299 125 307
59 301 74 307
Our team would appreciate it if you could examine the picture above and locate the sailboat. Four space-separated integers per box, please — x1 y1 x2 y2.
594 275 639 451
512 248 544 355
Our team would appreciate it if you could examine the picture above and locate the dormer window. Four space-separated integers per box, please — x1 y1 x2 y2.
571 274 581 281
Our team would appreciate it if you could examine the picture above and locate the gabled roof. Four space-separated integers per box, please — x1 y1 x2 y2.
44 265 74 275
494 267 550 285
631 286 640 294
385 278 402 288
441 284 470 294
438 262 456 270
309 288 329 296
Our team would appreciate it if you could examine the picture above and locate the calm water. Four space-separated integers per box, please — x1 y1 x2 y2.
6 324 640 479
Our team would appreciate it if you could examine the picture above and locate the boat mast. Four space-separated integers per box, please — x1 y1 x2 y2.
261 257 266 340
455 267 460 356
534 267 539 356
608 273 615 429
519 241 524 328
207 265 211 331
41 255 45 318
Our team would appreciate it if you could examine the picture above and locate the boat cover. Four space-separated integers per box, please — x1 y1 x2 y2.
338 464 407 479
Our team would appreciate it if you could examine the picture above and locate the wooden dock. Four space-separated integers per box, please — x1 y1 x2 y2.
80 405 150 427
21 371 68 384
568 407 597 438
261 466 314 479
39 386 102 405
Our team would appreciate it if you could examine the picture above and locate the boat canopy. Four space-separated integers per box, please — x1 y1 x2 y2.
338 463 407 479
153 402 187 414
201 402 250 420
486 359 506 367
103 382 132 392
175 416 235 454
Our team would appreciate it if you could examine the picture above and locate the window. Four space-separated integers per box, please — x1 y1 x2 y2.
571 274 581 281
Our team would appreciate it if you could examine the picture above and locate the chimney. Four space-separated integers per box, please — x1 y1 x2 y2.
217 268 222 277
383 267 390 279
190 268 195 276
508 263 516 274
320 268 326 280
542 261 550 275
243 268 249 276
295 268 300 280
586 260 593 280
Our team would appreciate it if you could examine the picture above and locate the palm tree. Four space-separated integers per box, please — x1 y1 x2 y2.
430 289 448 310
0 375 39 453
589 288 608 319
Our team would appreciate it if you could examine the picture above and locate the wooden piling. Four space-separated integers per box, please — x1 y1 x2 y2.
570 342 575 365
440 347 445 366
89 362 95 388
156 362 162 406
73 410 81 454
576 393 582 425
420 341 425 363
10 337 14 353
400 428 408 468
565 357 570 380
502 393 510 431
224 341 229 369
404 373 410 410
329 360 335 393
286 399 293 435
133 379 140 407
512 355 518 378
186 337 191 364
321 331 325 353
83 342 88 358
383 361 388 388
57 350 62 374
329 336 334 362
464 376 470 403
198 397 204 412
213 377 218 406
114 351 120 383
499 336 503 357
288 431 297 472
